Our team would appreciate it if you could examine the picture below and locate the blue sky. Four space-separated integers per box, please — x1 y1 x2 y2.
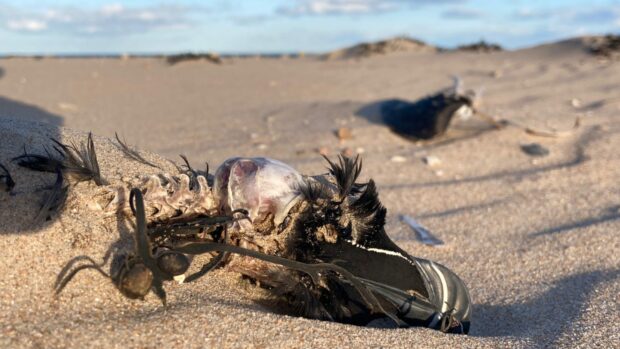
0 0 619 54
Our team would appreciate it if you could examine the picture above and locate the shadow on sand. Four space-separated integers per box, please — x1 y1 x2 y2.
0 93 64 234
473 268 619 345
378 125 603 191
416 198 508 220
529 205 620 237
0 95 64 126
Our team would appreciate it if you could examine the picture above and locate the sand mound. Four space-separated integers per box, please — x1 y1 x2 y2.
166 53 222 65
323 37 436 60
510 36 616 61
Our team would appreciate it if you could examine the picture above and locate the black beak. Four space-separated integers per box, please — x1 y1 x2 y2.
313 237 472 333
411 258 472 333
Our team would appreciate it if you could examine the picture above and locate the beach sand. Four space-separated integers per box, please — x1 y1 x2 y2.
0 38 619 348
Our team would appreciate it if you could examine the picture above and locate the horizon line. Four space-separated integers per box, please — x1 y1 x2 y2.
0 33 604 57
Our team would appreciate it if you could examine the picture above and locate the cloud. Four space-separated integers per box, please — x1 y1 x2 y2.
513 6 620 25
571 8 620 24
509 5 620 38
6 19 47 32
0 3 208 35
513 8 552 20
277 0 463 16
441 7 483 20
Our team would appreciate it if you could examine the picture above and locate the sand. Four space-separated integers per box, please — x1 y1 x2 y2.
0 37 619 348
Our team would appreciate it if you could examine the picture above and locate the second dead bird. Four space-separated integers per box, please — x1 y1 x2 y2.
381 77 481 139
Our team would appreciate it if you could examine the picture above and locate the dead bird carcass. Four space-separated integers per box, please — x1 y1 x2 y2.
210 156 471 332
380 77 485 139
27 136 472 333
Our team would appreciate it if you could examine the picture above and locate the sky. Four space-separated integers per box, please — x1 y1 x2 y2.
0 0 619 54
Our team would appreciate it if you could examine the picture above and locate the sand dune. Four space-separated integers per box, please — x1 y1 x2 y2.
1 37 619 348
323 37 436 60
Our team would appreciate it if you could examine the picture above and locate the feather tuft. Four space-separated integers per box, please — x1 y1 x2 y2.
13 133 106 185
323 155 363 200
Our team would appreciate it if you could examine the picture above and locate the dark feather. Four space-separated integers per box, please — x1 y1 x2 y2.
316 156 389 247
114 132 160 169
12 146 64 172
269 270 394 326
34 169 69 223
319 272 384 325
287 281 331 320
13 133 106 185
0 162 15 192
179 154 198 190
262 272 333 321
298 178 331 203
349 179 387 245
178 154 213 189
52 133 105 185
323 155 363 199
